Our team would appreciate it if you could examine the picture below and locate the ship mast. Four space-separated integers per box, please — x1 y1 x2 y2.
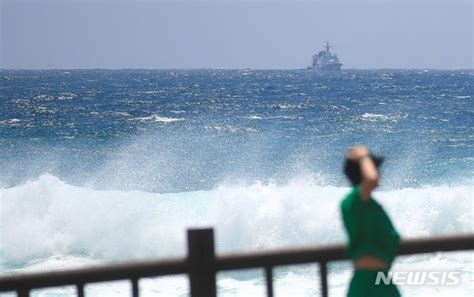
325 41 331 52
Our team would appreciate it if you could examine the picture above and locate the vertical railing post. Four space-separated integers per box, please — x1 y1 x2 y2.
17 288 29 297
265 266 274 297
319 261 328 297
77 283 85 297
187 228 217 297
131 278 139 297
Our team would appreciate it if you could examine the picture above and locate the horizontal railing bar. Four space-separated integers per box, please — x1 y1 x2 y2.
398 234 474 256
0 258 187 292
216 244 344 270
216 234 474 271
1 234 472 292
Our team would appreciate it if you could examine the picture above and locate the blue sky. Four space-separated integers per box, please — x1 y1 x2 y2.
1 0 472 69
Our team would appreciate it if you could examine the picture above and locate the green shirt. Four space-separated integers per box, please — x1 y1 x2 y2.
341 186 400 266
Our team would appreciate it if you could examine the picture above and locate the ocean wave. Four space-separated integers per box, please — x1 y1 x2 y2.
243 115 263 120
0 119 22 127
205 125 258 133
361 112 408 122
268 103 310 109
1 174 472 266
1 174 473 296
130 114 184 123
242 115 300 121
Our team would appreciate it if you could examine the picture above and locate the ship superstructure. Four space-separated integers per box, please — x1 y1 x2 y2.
309 42 342 71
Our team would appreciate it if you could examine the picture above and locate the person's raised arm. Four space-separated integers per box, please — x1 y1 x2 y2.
359 155 379 201
347 146 379 201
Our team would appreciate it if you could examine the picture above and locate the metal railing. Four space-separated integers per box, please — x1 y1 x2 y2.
1 229 473 297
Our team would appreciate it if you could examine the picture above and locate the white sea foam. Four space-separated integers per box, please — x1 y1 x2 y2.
142 90 161 94
0 119 22 126
131 114 184 123
1 175 472 296
112 111 132 117
244 115 263 120
1 175 472 262
242 115 299 121
361 112 408 122
205 125 258 133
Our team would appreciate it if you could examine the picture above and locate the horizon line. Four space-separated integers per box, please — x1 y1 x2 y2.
1 67 473 71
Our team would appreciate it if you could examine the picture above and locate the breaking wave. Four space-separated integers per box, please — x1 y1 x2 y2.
1 175 472 296
1 174 472 265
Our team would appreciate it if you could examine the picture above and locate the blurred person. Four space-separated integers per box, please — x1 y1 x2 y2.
341 145 401 297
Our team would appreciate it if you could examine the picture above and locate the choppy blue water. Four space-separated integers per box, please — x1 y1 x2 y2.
1 69 473 296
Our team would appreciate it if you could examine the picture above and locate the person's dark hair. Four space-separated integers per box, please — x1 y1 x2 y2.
344 155 384 186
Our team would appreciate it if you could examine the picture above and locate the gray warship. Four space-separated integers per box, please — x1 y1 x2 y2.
308 42 342 71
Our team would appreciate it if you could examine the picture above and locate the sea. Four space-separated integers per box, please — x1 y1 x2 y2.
0 69 473 296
